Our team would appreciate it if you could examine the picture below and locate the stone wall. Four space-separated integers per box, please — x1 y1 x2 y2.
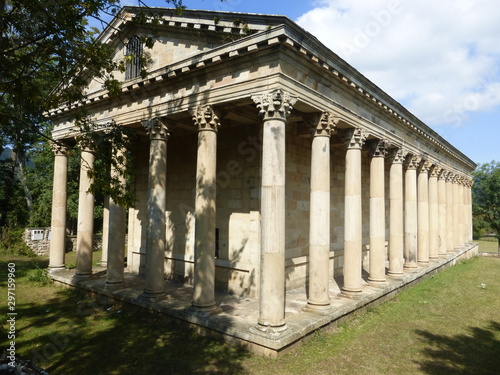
23 228 51 256
23 228 103 256
126 122 394 297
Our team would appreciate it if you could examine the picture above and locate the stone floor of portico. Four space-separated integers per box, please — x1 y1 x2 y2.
50 242 478 357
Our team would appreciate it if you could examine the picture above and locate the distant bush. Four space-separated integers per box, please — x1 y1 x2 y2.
0 227 36 256
27 261 52 285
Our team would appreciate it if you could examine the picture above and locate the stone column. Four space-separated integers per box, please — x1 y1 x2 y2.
105 148 127 290
459 179 466 245
305 112 337 311
466 179 473 242
75 145 95 280
192 105 221 313
368 139 389 286
437 169 448 257
341 127 368 297
404 154 421 271
428 165 440 261
140 118 169 302
446 172 455 252
417 160 431 265
388 148 407 277
252 89 296 332
49 143 69 271
452 175 461 248
101 196 109 267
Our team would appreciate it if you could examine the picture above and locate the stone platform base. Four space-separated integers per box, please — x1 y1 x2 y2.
50 242 478 357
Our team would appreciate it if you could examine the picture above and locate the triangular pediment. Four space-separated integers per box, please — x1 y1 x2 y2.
84 6 291 95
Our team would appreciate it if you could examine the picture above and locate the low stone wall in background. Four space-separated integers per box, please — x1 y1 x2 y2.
23 228 102 256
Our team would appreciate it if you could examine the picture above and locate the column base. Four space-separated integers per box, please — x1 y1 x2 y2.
339 288 363 299
417 261 429 267
367 278 387 288
73 272 92 281
304 301 332 314
252 319 287 335
404 264 419 272
99 261 108 267
138 289 165 303
387 271 404 279
429 256 440 262
105 281 125 291
48 265 65 273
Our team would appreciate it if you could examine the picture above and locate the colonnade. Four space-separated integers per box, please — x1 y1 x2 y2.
48 88 474 334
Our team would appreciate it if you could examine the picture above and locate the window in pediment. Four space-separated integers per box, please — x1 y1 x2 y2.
125 35 142 80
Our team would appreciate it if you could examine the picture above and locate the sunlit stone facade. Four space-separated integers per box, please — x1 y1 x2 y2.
47 7 476 350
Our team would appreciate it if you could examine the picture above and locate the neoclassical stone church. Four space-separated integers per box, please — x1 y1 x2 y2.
47 6 477 354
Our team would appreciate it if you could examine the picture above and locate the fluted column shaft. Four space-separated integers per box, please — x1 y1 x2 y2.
105 149 127 290
368 140 388 286
49 144 68 271
467 180 473 242
141 118 169 301
342 128 368 297
446 173 455 252
307 113 336 310
452 177 461 247
405 155 420 270
417 161 431 265
459 181 466 245
428 166 440 260
75 146 95 279
192 106 220 312
437 170 448 256
101 196 109 266
252 89 296 331
388 148 406 277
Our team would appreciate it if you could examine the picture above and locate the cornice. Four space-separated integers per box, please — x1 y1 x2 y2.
47 7 476 172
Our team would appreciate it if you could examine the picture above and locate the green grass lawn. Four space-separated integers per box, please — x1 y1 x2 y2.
477 237 499 253
1 254 499 374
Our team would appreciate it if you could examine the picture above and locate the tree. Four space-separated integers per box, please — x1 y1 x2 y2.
472 161 500 251
1 0 198 228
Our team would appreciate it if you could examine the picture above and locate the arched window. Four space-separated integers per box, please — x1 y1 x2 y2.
125 35 142 80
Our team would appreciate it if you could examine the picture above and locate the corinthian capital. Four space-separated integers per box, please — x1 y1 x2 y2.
419 160 432 174
142 117 170 141
389 147 408 164
406 154 422 170
304 111 338 137
191 105 221 132
369 139 390 158
438 169 448 180
252 89 297 121
430 165 442 178
446 172 455 183
343 128 368 150
51 142 69 156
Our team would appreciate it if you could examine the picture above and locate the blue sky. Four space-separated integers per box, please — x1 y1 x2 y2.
115 0 500 166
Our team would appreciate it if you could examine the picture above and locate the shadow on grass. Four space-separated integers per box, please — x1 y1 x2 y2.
415 321 500 375
1 258 251 375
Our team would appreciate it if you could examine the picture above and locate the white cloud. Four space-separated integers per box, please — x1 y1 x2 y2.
296 0 500 127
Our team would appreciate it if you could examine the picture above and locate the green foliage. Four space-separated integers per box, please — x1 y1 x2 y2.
0 157 30 227
75 118 137 208
0 227 35 256
473 161 500 242
1 0 226 224
27 261 52 285
473 161 500 251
